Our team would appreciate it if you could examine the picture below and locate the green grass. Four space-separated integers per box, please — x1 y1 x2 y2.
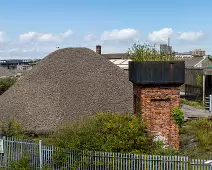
180 119 212 159
180 99 205 110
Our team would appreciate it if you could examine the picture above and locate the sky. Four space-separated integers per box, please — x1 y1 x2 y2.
0 0 211 59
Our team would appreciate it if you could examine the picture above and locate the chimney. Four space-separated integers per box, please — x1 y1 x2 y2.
129 61 185 150
96 45 101 55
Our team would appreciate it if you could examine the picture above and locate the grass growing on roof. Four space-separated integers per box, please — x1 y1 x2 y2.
127 42 178 62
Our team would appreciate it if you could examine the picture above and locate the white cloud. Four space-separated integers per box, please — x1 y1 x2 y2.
8 48 19 52
101 28 138 41
178 31 203 41
60 29 73 39
0 27 210 60
37 34 55 42
84 33 97 42
19 32 39 43
0 31 6 43
148 28 173 43
19 29 73 44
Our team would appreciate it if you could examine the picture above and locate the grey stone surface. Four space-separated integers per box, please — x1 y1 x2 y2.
181 104 212 117
0 48 133 133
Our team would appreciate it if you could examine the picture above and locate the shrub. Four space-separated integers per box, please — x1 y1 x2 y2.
196 74 203 88
0 77 17 95
186 120 212 146
127 42 177 62
46 113 160 154
9 154 31 170
180 119 212 159
0 120 25 137
172 108 184 128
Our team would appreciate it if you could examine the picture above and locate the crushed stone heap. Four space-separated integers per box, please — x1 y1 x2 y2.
0 48 133 134
0 67 14 77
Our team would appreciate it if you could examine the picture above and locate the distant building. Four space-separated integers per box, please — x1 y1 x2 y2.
160 44 172 54
0 59 33 70
175 52 193 58
191 49 206 57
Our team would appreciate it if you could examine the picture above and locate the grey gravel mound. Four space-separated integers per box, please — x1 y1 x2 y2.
0 67 14 77
0 48 133 133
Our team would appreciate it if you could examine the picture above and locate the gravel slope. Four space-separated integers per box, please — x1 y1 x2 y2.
0 48 133 133
0 67 14 77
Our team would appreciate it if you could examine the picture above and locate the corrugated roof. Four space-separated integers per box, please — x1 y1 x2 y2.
109 59 132 70
184 57 204 67
109 57 206 70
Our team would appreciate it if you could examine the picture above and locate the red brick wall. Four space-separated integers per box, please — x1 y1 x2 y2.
133 85 180 150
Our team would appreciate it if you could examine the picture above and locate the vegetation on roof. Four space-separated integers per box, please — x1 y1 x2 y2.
127 42 179 62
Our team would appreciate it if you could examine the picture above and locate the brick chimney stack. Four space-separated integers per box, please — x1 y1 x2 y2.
129 61 185 150
96 45 101 55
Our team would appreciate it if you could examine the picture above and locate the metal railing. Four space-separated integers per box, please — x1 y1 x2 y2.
205 94 212 112
0 136 211 170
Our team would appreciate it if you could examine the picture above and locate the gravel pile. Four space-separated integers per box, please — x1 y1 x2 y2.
0 48 133 134
0 67 14 77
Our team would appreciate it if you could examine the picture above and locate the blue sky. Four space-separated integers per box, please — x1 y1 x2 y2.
0 0 211 59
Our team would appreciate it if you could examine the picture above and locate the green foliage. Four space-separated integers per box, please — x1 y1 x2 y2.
186 120 212 146
9 154 32 170
180 119 212 159
53 149 69 167
196 74 203 88
127 42 177 62
171 108 184 128
0 77 16 95
153 146 183 156
180 99 205 110
1 120 25 138
45 113 160 154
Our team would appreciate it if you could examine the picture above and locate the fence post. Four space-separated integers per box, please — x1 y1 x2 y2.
39 140 43 170
2 136 7 168
187 156 192 170
210 94 212 112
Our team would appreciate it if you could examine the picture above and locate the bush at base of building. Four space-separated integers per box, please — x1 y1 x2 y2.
46 113 162 154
